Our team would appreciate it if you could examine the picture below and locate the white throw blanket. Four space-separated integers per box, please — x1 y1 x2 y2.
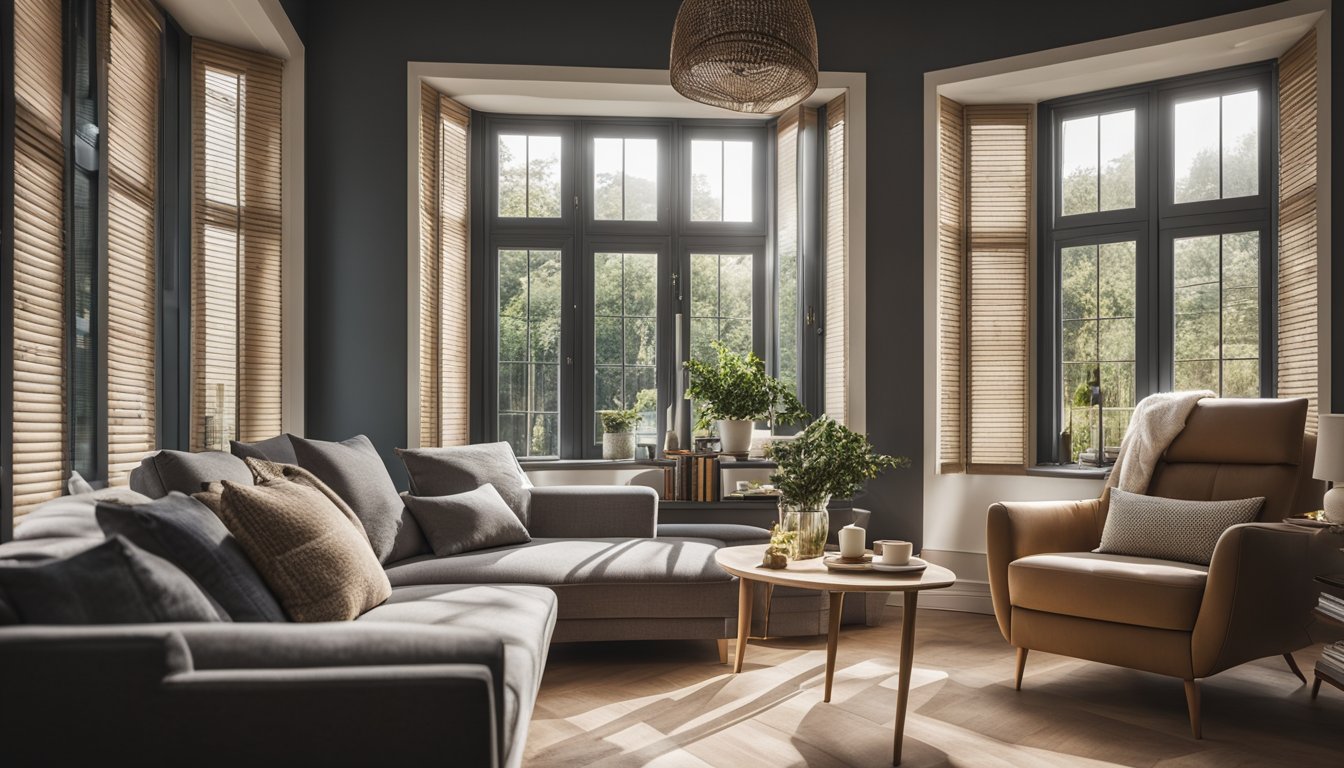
1110 390 1215 493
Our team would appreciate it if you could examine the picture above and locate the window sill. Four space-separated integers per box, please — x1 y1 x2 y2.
520 459 658 471
1025 464 1112 480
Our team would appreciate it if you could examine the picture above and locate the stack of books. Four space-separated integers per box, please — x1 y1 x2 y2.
1320 641 1344 678
1077 446 1120 467
660 452 721 501
1319 591 1344 624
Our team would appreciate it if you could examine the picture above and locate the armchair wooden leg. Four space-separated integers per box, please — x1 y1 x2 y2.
1014 647 1028 691
717 638 728 665
1283 653 1307 685
1184 680 1202 739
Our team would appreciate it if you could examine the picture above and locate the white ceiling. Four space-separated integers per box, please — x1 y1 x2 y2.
156 0 296 59
941 12 1321 104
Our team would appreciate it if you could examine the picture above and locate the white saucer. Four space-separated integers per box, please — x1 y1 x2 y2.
871 556 928 573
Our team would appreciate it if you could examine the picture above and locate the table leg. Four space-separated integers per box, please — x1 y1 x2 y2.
892 592 919 766
733 577 754 674
824 591 845 702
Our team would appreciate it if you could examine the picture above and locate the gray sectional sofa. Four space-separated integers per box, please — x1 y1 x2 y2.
0 443 886 766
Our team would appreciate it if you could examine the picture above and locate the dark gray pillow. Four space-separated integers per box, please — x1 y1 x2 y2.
96 492 286 622
0 536 226 624
0 590 17 625
230 434 298 465
397 442 533 525
148 450 252 496
402 485 532 557
290 435 429 565
1095 489 1264 566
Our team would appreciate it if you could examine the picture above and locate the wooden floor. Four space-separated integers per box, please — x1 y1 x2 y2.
526 608 1344 767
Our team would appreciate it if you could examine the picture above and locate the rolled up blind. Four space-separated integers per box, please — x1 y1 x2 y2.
11 0 67 516
964 105 1031 471
191 40 283 450
822 94 848 425
104 0 162 484
937 96 965 473
418 84 441 446
1277 29 1318 433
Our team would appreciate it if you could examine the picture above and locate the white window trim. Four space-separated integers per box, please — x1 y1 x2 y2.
404 63 867 448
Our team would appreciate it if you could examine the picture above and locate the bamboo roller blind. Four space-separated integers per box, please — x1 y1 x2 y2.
417 85 471 447
1277 29 1319 433
823 94 849 425
775 105 800 399
11 0 67 516
191 40 283 451
936 96 965 473
104 0 162 484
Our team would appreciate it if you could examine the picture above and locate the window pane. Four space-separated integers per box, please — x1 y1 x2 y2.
593 137 623 220
527 135 562 218
1221 90 1258 199
592 252 659 446
1060 115 1098 216
625 138 658 221
1173 96 1221 204
497 248 562 457
723 140 753 221
690 252 755 360
498 134 527 217
1171 232 1260 396
690 140 723 221
1099 110 1135 211
1059 240 1136 462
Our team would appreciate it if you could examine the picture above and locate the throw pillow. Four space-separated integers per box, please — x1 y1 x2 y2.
396 442 533 525
147 450 252 496
290 435 428 564
1095 489 1264 566
96 492 287 622
0 536 226 624
402 485 532 558
230 433 298 465
212 474 391 622
12 487 152 541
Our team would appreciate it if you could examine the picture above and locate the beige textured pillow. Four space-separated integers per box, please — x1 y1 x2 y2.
211 471 391 622
1095 489 1263 566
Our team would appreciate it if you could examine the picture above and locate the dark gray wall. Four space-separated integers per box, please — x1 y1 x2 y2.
303 0 1331 546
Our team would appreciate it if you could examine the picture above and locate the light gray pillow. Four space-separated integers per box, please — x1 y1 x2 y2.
290 435 429 565
0 536 227 624
402 485 532 558
397 442 533 525
148 450 252 496
1095 489 1264 566
12 487 153 541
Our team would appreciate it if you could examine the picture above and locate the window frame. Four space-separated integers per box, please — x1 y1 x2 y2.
679 124 770 237
581 122 671 236
1037 62 1276 465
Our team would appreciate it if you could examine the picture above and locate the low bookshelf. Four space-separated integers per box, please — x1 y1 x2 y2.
1314 574 1344 699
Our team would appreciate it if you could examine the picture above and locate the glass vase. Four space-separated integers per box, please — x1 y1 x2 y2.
778 496 831 560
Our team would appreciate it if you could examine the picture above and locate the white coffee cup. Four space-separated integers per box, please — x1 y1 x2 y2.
875 539 913 566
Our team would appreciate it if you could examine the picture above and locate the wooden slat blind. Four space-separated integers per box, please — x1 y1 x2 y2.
191 40 283 450
822 94 848 425
965 105 1031 471
104 0 161 484
776 105 799 391
1277 29 1318 433
417 87 471 448
936 96 965 473
11 0 67 516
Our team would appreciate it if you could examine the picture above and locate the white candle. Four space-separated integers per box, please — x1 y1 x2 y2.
838 524 865 559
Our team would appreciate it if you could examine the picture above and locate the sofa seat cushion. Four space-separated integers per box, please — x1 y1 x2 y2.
656 524 771 545
384 537 738 621
358 584 557 766
1009 552 1208 631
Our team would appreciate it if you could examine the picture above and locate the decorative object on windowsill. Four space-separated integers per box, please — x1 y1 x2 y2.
684 340 809 455
663 404 680 453
669 0 819 114
762 523 794 569
599 409 640 461
694 436 723 453
767 415 909 560
1313 414 1344 524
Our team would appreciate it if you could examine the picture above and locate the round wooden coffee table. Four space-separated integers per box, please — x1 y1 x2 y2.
715 544 957 766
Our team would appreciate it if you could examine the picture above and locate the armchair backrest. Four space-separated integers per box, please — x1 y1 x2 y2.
1107 398 1311 521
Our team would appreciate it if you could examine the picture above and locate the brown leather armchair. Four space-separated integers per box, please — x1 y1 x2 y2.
987 398 1341 737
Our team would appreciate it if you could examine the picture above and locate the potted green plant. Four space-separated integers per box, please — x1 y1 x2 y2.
683 341 809 453
766 416 909 559
598 408 641 460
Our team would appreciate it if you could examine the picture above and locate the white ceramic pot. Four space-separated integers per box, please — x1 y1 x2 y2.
717 419 755 454
602 432 636 460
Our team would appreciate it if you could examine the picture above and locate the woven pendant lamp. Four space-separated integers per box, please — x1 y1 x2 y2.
669 0 819 114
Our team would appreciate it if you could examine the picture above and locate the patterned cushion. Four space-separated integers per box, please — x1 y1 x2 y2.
1095 489 1263 565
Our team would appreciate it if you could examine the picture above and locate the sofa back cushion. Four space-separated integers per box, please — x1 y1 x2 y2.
230 433 298 465
291 435 428 565
403 485 531 558
207 468 391 622
135 450 252 498
12 488 151 541
1095 488 1263 565
397 442 532 525
0 536 226 624
96 492 286 622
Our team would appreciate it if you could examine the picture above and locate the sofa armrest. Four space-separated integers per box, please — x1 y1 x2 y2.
1191 523 1330 677
526 485 658 538
986 498 1105 642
